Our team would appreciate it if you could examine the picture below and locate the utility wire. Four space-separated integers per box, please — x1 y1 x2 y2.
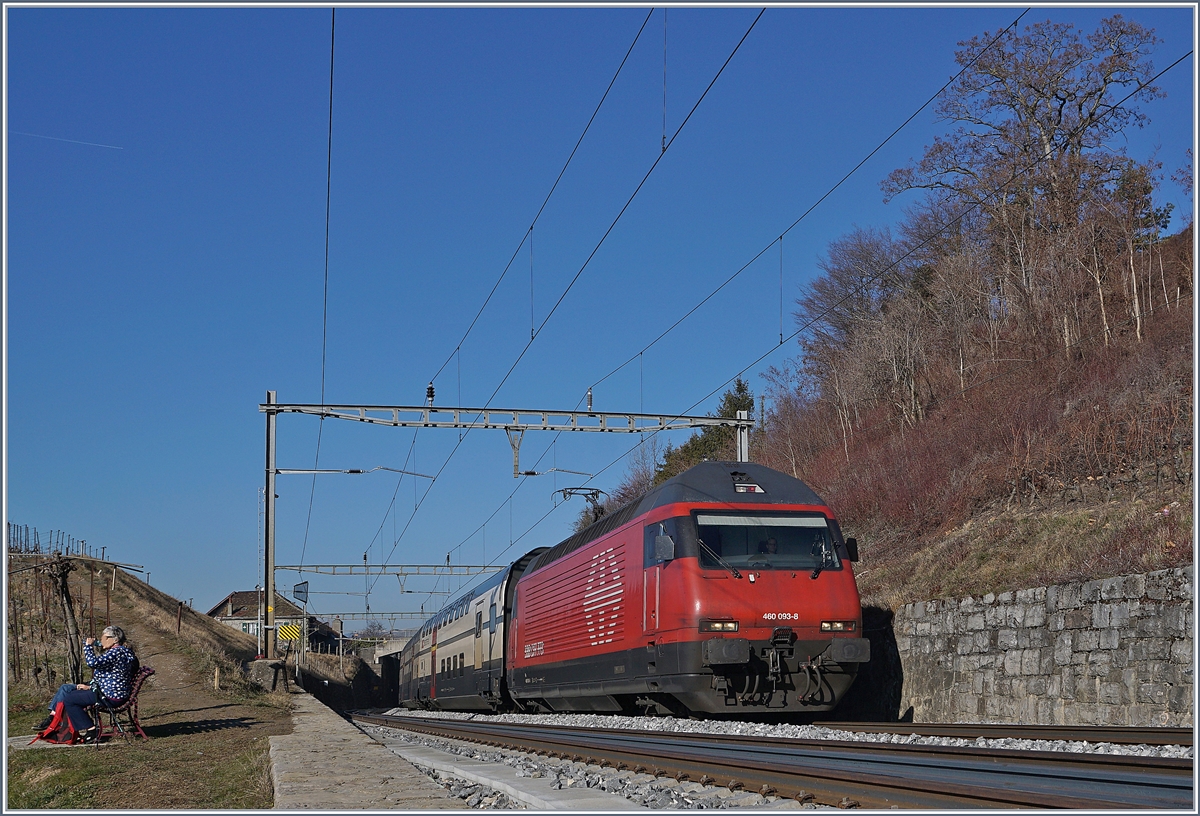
368 10 765 595
299 8 337 568
436 42 1195 606
320 8 336 406
573 292 1195 529
377 5 1011 603
575 46 1197 496
363 430 420 556
428 9 656 385
583 8 1032 397
375 9 1151 611
662 8 668 152
340 7 1016 590
392 38 1193 618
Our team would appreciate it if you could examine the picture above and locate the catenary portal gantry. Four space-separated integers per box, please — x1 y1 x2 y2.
260 390 753 656
265 402 750 433
277 564 504 577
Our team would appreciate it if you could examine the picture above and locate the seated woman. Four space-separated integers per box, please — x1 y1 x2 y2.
41 625 137 743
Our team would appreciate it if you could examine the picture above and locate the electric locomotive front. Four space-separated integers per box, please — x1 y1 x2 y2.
508 461 870 716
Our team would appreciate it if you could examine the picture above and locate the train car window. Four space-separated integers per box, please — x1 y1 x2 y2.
644 518 682 567
489 603 497 633
694 512 841 572
459 652 465 675
475 611 483 637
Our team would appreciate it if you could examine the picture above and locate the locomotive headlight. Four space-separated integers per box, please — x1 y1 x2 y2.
820 620 857 632
699 620 739 632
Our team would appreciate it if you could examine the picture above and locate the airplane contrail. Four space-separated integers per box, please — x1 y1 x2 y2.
9 130 123 150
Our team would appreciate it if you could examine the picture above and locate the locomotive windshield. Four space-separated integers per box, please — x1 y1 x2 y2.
694 513 841 572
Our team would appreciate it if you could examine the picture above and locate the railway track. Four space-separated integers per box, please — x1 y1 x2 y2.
355 713 1193 809
814 720 1194 747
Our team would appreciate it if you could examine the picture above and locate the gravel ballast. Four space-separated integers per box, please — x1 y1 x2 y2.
361 709 1191 810
382 708 1194 759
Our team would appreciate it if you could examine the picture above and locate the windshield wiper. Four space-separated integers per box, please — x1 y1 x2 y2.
698 538 741 579
811 542 832 580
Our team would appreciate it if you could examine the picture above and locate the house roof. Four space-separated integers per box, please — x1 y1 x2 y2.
207 590 303 619
206 590 340 638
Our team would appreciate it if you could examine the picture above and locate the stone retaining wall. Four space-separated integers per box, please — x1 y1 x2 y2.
894 567 1194 726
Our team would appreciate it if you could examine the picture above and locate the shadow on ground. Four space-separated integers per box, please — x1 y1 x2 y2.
143 717 258 738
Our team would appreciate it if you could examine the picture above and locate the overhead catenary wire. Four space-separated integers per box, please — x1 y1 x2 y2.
376 7 1022 604
573 45 1198 499
464 267 1195 604
427 8 656 386
417 291 1189 627
368 10 766 595
583 8 1032 398
403 14 658 578
365 14 1187 615
433 40 1194 609
300 8 337 569
530 226 535 340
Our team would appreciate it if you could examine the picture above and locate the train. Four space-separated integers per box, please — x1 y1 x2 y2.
397 460 869 717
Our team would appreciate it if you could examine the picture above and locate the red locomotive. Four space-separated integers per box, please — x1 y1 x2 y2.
399 461 869 716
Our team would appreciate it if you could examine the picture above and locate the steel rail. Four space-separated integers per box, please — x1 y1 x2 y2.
355 713 1192 809
814 720 1194 747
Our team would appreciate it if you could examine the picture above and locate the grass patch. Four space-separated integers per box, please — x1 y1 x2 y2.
7 734 276 809
856 491 1193 608
8 681 52 736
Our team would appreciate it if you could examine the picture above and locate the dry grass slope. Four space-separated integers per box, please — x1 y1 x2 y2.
6 559 292 809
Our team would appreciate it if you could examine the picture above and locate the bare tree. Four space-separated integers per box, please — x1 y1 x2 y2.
883 15 1162 216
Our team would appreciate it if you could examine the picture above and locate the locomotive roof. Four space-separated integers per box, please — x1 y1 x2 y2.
524 461 828 576
634 460 826 511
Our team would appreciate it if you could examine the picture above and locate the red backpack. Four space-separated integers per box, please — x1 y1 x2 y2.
29 701 80 745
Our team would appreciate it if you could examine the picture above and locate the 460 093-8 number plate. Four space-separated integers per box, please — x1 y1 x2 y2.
762 612 800 621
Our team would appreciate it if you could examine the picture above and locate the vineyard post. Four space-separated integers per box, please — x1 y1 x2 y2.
89 567 96 637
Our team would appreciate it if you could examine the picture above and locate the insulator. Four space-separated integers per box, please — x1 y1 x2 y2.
587 387 593 412
426 382 435 406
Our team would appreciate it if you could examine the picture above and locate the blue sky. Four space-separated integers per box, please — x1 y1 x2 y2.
5 5 1194 626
